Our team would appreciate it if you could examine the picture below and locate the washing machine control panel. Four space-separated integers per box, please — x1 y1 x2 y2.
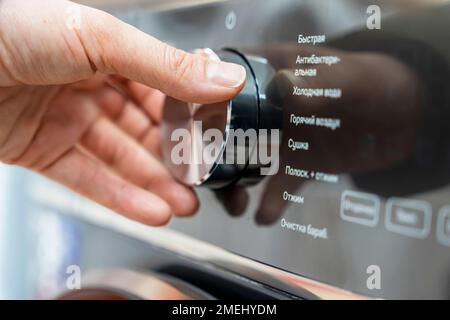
122 0 450 299
162 49 280 189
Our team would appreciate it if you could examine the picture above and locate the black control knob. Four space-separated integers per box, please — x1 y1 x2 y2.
161 48 280 189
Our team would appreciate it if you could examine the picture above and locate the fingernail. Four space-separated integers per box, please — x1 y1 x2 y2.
207 61 246 88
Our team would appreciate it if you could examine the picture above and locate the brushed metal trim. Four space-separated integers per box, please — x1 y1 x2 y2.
75 0 228 12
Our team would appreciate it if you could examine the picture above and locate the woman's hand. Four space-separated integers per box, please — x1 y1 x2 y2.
0 0 246 225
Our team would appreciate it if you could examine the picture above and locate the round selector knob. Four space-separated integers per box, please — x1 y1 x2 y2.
161 48 259 189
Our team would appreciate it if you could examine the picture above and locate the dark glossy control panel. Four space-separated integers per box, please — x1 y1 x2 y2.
115 0 450 299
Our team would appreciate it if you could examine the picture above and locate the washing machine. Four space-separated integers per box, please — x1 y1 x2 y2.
19 0 450 300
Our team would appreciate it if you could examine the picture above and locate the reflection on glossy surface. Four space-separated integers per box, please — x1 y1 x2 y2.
121 0 450 299
218 38 426 224
214 27 450 231
185 2 450 298
57 269 214 300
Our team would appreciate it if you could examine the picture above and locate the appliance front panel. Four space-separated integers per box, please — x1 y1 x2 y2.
114 0 450 299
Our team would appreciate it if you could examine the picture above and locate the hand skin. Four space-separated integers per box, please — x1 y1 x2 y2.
0 0 246 225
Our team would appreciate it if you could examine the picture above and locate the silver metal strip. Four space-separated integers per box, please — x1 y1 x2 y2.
30 180 367 299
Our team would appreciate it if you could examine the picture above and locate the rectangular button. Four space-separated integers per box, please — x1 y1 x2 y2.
340 190 380 227
385 198 431 239
437 206 450 247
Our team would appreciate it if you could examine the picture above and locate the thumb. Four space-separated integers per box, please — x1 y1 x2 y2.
79 5 246 103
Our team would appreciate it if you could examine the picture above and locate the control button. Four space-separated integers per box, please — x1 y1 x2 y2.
161 48 278 189
340 190 380 227
385 198 432 239
161 98 231 186
437 206 450 247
